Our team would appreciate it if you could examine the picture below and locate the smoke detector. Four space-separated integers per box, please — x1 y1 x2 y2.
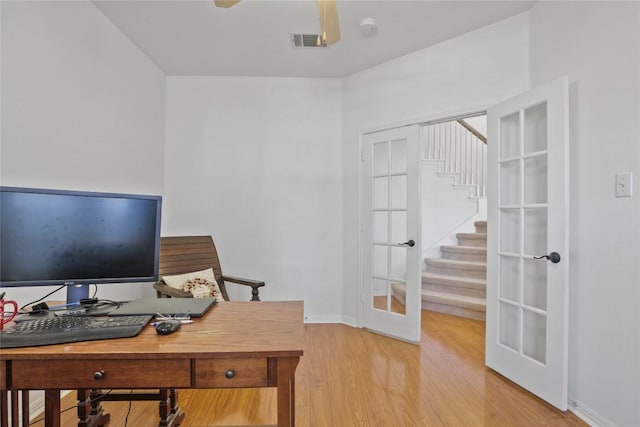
360 17 377 36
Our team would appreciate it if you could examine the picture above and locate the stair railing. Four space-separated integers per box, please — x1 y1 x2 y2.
422 119 487 198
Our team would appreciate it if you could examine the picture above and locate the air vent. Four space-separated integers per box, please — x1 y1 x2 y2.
290 33 327 48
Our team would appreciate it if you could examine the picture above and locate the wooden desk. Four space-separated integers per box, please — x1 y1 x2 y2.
0 301 304 427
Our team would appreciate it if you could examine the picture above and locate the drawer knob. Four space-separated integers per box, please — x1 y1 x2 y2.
93 370 105 380
225 369 235 379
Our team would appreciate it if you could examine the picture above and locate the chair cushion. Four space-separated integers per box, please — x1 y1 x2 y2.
162 268 226 301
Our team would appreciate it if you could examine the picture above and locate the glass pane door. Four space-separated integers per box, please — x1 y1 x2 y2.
362 125 421 343
371 138 408 315
486 76 569 410
497 102 549 364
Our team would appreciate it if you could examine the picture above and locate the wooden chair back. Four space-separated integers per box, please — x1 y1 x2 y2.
156 235 230 301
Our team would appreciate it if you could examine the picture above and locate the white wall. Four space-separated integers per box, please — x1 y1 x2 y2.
0 1 166 306
4 3 638 423
421 163 479 259
163 76 343 321
529 3 640 426
341 13 530 325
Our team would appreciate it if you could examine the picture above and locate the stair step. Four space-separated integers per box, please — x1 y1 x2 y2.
425 258 486 279
423 290 486 312
423 300 486 321
441 245 486 262
456 232 487 247
422 272 486 298
474 221 487 233
390 283 486 321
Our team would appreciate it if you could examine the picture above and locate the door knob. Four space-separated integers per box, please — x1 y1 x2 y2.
398 240 415 247
534 252 561 263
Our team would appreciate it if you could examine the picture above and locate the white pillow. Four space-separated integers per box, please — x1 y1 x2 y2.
162 268 215 288
162 268 226 301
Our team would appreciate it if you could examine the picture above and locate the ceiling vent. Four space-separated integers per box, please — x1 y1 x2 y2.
290 33 327 48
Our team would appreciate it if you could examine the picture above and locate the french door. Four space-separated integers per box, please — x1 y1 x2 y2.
361 125 422 343
486 77 570 410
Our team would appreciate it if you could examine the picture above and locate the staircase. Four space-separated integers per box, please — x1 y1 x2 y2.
390 117 488 321
392 220 487 321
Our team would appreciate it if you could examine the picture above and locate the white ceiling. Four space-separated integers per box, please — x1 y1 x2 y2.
92 0 536 78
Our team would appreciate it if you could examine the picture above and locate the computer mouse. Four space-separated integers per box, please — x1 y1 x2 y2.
155 320 181 335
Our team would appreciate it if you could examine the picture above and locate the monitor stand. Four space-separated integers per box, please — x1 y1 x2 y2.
66 284 90 305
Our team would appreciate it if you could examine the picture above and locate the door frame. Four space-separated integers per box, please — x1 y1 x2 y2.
356 81 570 410
356 107 487 329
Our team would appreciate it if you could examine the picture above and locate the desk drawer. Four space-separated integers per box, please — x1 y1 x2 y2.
195 358 267 388
11 359 191 389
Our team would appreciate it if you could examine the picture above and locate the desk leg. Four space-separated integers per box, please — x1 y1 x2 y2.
0 390 7 427
76 390 110 427
9 391 17 427
159 389 170 427
158 389 185 427
0 390 29 427
276 357 299 427
21 391 30 427
44 390 60 427
77 389 91 426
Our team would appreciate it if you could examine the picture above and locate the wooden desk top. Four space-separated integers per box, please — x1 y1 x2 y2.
0 301 304 361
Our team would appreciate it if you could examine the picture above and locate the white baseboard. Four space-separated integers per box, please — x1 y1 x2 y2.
26 390 71 424
302 314 358 326
340 316 358 327
303 314 344 324
568 396 615 427
29 391 44 422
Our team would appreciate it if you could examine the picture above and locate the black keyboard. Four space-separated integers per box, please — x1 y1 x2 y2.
0 315 153 348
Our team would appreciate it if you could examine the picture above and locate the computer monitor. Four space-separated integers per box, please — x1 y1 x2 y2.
0 186 162 304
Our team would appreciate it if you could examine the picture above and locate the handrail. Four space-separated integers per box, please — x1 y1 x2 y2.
457 119 487 144
423 119 487 198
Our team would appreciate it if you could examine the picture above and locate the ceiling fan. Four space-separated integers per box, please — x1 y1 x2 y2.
213 0 341 45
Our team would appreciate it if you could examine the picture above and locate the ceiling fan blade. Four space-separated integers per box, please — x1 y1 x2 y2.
316 0 341 45
213 0 241 8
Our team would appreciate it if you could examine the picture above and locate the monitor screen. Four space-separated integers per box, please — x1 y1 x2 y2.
0 187 162 290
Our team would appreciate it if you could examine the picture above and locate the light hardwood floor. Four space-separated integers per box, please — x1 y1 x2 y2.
33 310 586 427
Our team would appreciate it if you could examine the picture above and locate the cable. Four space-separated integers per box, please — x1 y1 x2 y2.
123 389 134 427
29 389 115 425
80 298 122 308
19 285 65 311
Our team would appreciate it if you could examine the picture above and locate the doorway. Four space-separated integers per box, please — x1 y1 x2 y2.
360 77 569 411
416 114 488 322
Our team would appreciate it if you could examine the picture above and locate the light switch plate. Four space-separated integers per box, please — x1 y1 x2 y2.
615 172 633 197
